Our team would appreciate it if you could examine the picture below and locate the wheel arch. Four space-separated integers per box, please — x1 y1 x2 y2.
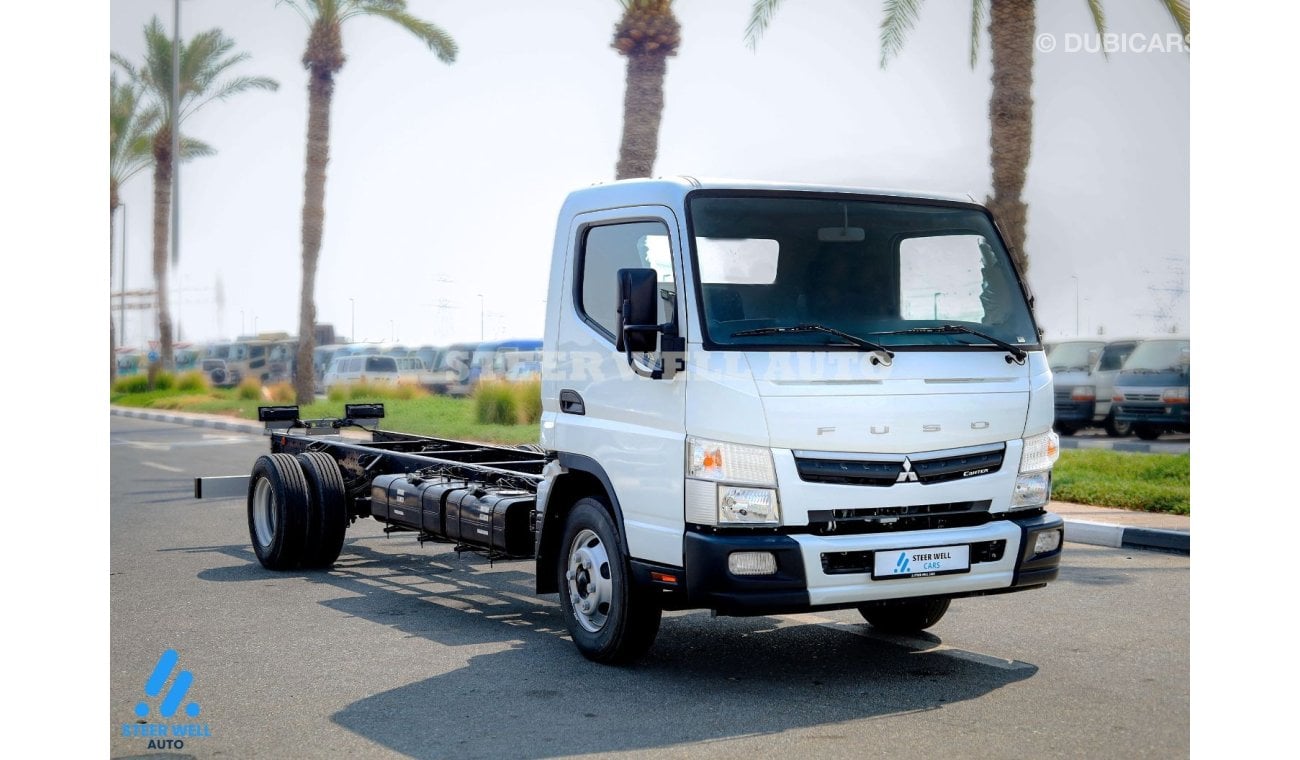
535 453 628 594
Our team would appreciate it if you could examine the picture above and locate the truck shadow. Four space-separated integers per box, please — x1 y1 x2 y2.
192 535 1037 758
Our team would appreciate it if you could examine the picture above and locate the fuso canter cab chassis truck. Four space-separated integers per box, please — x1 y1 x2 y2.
199 178 1064 663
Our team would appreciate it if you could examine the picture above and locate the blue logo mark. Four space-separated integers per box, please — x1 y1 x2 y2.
894 552 910 574
135 649 201 719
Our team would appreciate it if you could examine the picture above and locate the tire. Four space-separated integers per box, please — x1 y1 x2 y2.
514 443 547 454
1134 424 1162 441
1054 422 1079 436
857 597 951 633
247 454 310 570
296 452 348 569
210 368 227 386
1103 412 1131 438
556 498 661 663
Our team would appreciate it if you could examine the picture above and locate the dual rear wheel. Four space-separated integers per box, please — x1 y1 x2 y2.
248 452 348 570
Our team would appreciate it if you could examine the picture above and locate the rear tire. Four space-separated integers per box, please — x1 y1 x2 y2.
858 597 951 633
1134 424 1162 441
247 454 310 570
1054 421 1079 436
556 498 661 663
1103 412 1131 437
296 452 348 568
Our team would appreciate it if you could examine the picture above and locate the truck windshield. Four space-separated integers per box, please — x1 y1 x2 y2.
1048 341 1104 371
687 194 1039 350
1124 339 1190 371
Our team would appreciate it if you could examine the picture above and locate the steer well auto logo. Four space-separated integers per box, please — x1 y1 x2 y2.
119 648 214 750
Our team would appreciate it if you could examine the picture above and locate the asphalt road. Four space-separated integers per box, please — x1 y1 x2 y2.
111 417 1189 759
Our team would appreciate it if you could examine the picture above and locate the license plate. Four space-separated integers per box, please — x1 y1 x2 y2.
872 544 970 580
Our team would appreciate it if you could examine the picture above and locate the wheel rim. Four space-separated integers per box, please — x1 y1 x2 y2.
253 476 277 548
565 528 613 633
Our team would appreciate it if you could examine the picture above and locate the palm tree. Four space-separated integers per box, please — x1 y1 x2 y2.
276 1 457 405
613 0 682 180
114 17 277 370
109 74 158 384
745 0 1190 274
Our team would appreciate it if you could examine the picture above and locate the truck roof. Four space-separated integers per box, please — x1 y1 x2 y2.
561 177 978 216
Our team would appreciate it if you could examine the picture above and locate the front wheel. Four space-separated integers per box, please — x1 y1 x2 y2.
858 598 951 633
556 498 661 663
1103 412 1131 437
1134 424 1163 441
1054 421 1079 436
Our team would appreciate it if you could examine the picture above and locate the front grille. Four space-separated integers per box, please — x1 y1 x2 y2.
1127 393 1162 402
795 446 1006 487
806 500 993 535
1119 405 1167 417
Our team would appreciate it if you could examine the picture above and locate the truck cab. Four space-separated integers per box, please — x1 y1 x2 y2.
1111 337 1191 440
1049 338 1139 436
535 178 1063 660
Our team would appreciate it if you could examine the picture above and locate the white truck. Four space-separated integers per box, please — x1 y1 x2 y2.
209 178 1064 664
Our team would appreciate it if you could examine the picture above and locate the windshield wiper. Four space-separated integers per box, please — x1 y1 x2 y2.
731 323 894 366
881 324 1027 364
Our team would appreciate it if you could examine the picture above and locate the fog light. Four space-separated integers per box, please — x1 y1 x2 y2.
728 551 777 576
1033 529 1063 555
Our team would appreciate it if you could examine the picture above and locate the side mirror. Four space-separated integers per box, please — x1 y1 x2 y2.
616 268 660 354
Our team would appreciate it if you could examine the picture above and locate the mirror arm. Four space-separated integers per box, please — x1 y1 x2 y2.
622 322 669 379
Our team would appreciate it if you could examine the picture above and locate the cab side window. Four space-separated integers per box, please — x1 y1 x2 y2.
578 220 674 341
1099 342 1136 371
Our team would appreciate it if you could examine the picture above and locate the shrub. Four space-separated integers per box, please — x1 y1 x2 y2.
515 379 542 424
266 382 296 402
327 385 347 402
237 377 262 400
175 371 209 393
152 371 176 391
113 375 150 394
474 381 518 425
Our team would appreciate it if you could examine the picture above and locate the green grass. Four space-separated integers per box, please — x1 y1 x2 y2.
1052 449 1190 515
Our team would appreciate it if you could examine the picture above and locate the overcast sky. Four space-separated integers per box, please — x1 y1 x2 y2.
107 0 1189 347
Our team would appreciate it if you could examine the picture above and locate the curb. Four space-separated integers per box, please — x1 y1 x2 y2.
112 406 1190 556
1063 519 1189 555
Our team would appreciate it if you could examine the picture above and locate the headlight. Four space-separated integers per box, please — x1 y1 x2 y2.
1162 387 1189 404
687 437 777 486
686 438 780 526
1020 431 1060 474
1070 385 1096 401
1011 471 1052 509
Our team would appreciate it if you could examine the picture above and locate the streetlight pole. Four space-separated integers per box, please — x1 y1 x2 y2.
1071 275 1080 336
478 294 485 340
932 292 940 320
349 298 355 344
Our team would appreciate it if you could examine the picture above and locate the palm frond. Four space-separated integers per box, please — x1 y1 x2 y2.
744 0 786 51
354 2 457 63
1159 0 1190 39
179 137 216 161
968 0 986 69
110 73 158 187
880 0 926 68
1085 0 1108 59
181 75 280 120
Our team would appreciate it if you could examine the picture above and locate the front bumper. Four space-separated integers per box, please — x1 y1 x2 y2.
1113 402 1190 427
663 511 1062 616
1053 399 1096 425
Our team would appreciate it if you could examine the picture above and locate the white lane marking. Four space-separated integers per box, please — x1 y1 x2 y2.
142 461 185 473
776 613 1033 671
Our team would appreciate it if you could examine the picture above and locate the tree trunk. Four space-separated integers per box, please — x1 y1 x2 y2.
110 189 119 388
615 53 668 180
986 0 1035 275
295 66 335 404
151 133 175 373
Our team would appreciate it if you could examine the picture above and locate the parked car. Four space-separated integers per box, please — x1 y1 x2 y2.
455 338 544 395
425 342 481 395
1111 337 1190 440
1048 337 1140 436
323 354 401 392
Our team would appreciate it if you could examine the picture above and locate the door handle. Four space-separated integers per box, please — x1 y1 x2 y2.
559 389 585 415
